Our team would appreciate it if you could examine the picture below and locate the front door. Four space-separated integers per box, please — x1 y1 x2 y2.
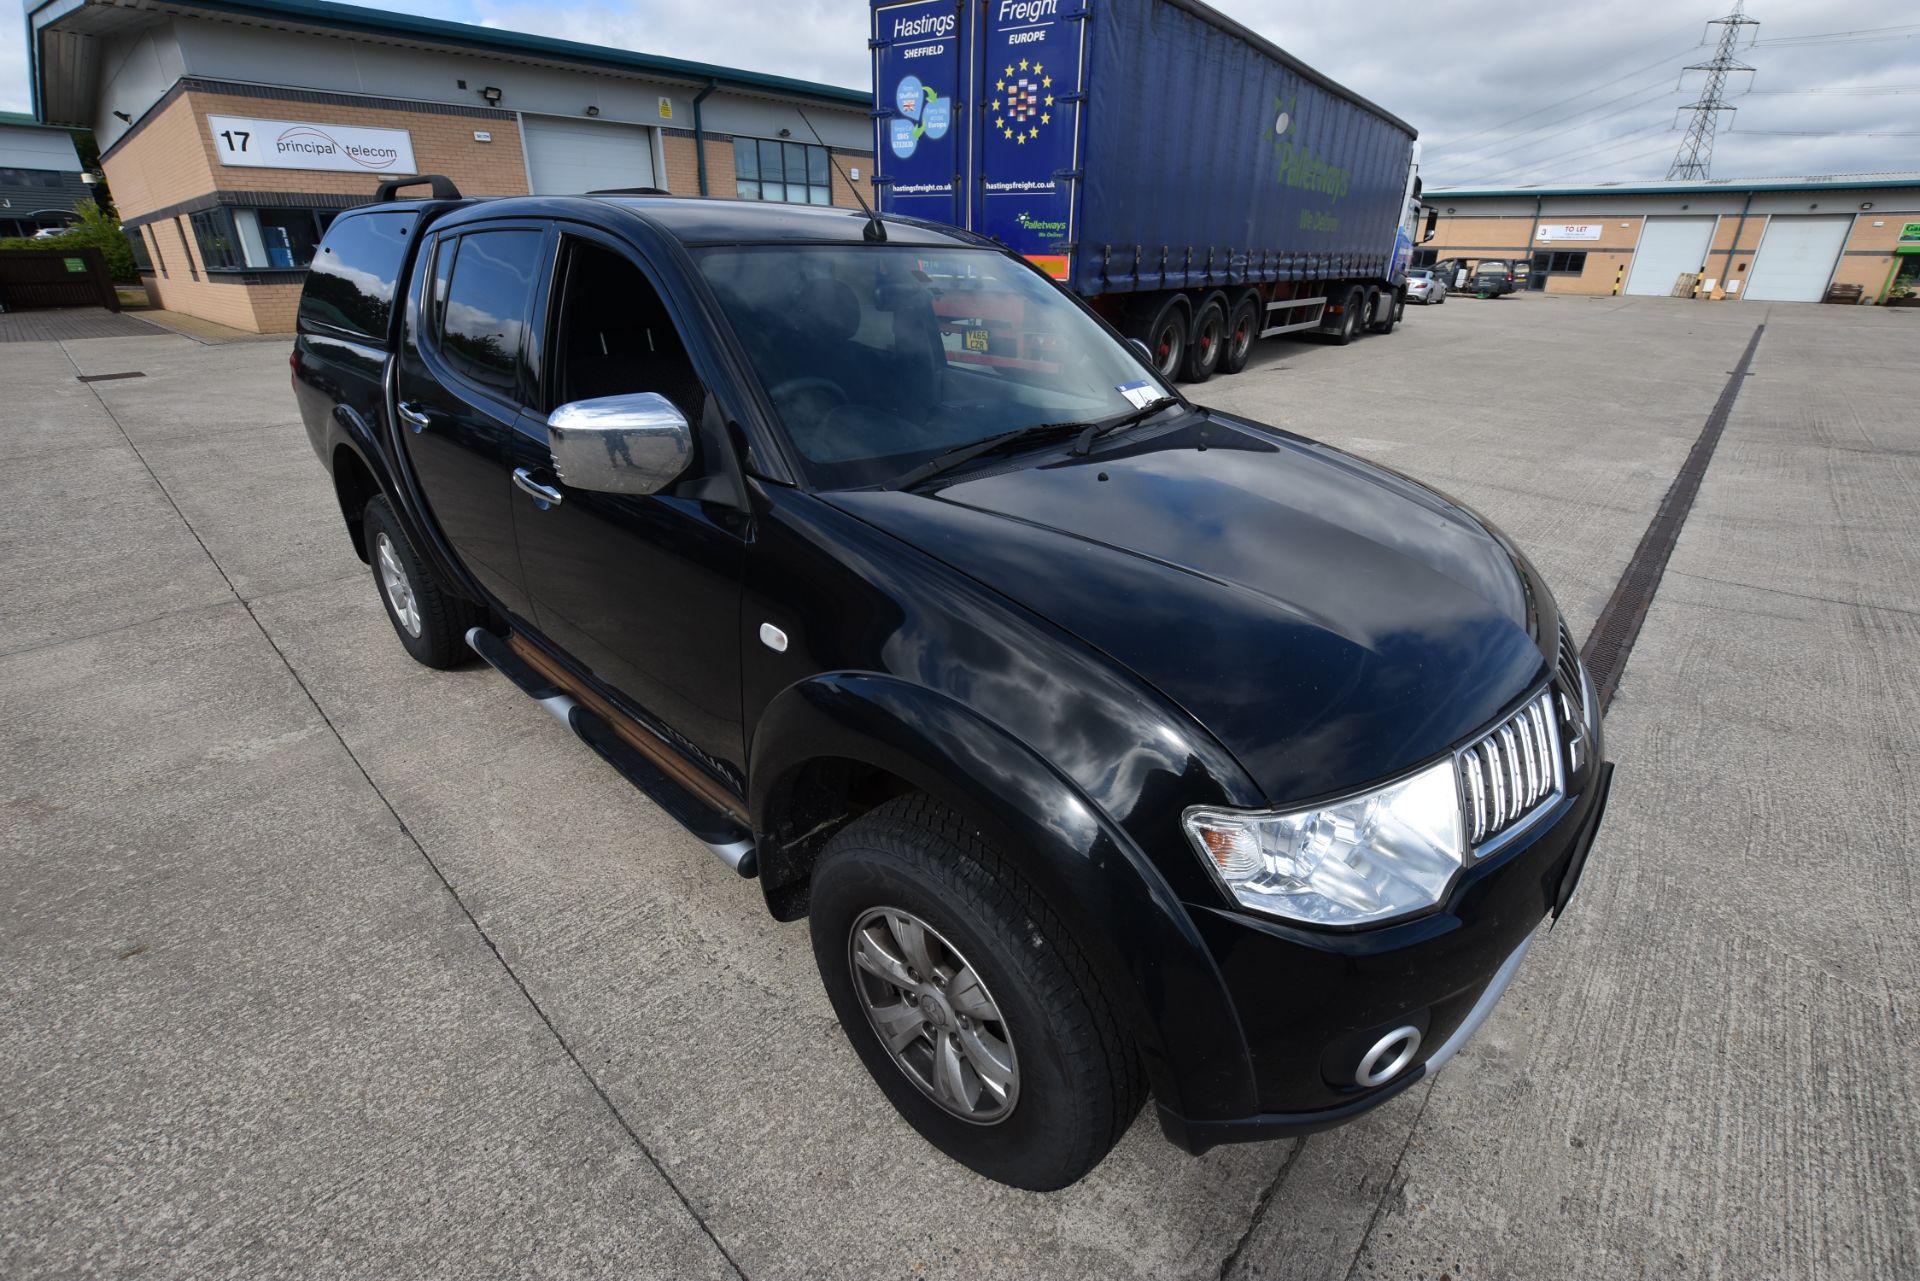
510 233 748 778
393 223 549 621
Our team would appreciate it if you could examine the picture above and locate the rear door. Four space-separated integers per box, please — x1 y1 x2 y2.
393 221 550 620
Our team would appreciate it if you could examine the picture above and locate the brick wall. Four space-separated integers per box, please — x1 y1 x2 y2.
107 84 877 332
1831 211 1920 302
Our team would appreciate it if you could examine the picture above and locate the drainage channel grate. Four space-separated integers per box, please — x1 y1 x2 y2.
76 371 147 383
1581 323 1764 713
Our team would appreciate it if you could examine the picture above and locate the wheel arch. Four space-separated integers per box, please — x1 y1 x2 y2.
332 442 381 562
748 672 1260 1123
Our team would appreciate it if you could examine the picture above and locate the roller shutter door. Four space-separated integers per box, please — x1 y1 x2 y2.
1624 216 1717 296
522 116 654 195
1743 215 1851 302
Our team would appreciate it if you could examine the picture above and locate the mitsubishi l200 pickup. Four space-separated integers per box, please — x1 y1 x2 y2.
292 176 1611 1190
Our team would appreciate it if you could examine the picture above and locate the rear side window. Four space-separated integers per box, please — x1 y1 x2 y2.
299 211 417 339
436 229 544 396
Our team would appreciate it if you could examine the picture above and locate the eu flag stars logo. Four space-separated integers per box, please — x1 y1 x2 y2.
991 62 1055 143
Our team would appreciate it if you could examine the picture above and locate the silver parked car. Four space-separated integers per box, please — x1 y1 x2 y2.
1406 268 1448 305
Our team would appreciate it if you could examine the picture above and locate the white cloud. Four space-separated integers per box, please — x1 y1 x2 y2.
6 0 1913 182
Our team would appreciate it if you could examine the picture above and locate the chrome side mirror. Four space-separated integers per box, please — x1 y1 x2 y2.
546 392 692 497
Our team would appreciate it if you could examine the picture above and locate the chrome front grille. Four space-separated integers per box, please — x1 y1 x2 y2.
1458 690 1563 849
1556 621 1587 725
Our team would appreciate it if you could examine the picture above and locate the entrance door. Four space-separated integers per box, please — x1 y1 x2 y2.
522 116 656 194
393 223 549 620
511 234 747 773
1743 215 1852 302
1624 216 1717 296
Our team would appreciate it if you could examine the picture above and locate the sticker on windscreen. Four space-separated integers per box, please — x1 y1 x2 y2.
1116 380 1158 408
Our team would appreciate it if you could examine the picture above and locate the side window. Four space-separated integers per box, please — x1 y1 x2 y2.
438 228 544 398
549 238 704 423
300 211 418 339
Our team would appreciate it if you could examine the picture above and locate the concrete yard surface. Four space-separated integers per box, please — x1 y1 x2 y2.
2 295 1915 1279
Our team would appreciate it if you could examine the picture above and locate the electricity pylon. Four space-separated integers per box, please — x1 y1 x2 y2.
1668 2 1760 180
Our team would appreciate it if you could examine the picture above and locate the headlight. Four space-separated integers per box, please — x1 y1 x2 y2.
1183 759 1464 926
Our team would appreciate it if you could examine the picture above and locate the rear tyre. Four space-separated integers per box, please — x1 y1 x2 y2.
809 795 1146 1191
1135 296 1190 383
1221 292 1260 375
1183 296 1228 383
363 495 481 670
1329 287 1365 346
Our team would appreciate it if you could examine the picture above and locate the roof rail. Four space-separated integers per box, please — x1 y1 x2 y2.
586 187 671 196
374 174 463 202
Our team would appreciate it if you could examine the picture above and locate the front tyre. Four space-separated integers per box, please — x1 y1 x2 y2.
362 495 481 669
809 796 1145 1191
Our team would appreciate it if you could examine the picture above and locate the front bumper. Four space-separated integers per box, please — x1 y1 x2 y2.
1156 754 1613 1155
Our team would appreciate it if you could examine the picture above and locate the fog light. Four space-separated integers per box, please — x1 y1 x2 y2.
1355 1025 1421 1087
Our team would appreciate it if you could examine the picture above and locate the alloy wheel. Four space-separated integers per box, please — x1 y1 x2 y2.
375 531 423 638
848 906 1019 1124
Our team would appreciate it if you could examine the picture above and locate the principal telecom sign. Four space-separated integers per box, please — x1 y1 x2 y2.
207 115 417 174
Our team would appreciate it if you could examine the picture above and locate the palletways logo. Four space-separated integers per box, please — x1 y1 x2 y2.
274 125 400 170
1014 211 1067 235
1265 95 1351 230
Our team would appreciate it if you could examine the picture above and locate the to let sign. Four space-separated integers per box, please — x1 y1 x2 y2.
208 115 416 174
1537 223 1602 242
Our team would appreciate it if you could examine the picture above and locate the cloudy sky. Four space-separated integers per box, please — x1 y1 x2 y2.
4 0 1915 186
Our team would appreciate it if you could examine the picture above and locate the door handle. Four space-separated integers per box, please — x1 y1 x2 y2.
396 401 432 433
513 467 564 509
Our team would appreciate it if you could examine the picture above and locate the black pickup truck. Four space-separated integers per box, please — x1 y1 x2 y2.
292 177 1610 1191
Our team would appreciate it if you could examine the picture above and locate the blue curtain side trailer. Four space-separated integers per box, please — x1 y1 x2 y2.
870 0 1424 381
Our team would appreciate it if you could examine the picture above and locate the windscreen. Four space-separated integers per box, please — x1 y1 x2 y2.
698 245 1171 489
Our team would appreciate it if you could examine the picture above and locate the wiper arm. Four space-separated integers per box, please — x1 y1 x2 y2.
886 421 1088 491
1070 396 1183 456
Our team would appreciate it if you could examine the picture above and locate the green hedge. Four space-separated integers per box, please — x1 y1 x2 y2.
0 201 137 283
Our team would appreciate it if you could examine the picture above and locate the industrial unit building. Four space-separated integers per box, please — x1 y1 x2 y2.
1418 175 1920 305
0 111 92 237
24 0 873 332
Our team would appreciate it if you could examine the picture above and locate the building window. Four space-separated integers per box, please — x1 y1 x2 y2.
124 226 153 273
145 226 167 278
1529 250 1588 290
734 138 831 206
173 216 199 280
0 166 69 189
190 209 243 271
1411 248 1438 268
239 208 332 268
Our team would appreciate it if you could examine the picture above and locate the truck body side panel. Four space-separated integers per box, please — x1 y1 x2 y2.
870 0 1418 297
1077 0 1415 295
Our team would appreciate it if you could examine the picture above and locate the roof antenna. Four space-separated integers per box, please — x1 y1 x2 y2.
796 108 885 242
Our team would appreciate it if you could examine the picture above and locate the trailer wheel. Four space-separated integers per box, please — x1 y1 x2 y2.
1330 287 1365 346
1221 292 1260 375
1134 296 1190 382
1183 296 1227 383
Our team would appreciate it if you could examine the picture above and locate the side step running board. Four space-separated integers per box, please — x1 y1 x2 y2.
465 628 757 877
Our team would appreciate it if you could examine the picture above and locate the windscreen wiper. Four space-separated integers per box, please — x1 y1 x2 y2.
886 421 1090 492
1069 397 1183 456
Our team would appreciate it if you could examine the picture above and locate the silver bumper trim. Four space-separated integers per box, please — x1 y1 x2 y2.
1422 927 1538 1074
